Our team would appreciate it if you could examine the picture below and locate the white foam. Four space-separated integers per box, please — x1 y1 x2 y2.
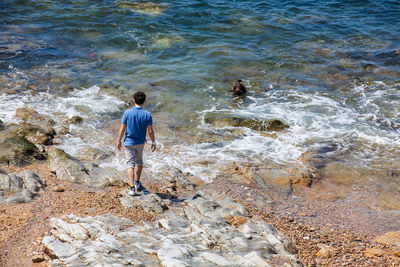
180 81 400 176
0 85 125 154
1 79 398 181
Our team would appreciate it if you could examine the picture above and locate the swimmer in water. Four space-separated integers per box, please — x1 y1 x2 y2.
231 79 247 96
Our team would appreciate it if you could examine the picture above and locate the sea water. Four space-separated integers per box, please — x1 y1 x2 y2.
0 1 399 183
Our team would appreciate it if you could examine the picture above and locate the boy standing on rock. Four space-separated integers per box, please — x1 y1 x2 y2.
117 91 156 196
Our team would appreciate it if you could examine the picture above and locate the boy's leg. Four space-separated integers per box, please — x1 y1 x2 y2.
127 167 135 187
135 165 143 182
133 144 145 191
125 146 137 188
134 144 145 182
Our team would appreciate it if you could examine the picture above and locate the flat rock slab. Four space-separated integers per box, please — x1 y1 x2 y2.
0 169 45 203
43 192 301 266
119 189 168 214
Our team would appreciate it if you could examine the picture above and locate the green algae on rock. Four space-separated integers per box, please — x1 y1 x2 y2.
204 112 289 132
0 136 41 166
0 122 54 146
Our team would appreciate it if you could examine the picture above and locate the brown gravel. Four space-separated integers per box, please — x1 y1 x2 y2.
1 163 400 266
209 178 400 267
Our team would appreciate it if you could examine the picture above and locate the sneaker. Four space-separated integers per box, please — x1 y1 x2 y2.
128 187 136 196
134 180 142 192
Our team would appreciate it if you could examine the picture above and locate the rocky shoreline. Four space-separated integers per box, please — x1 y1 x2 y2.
0 106 400 266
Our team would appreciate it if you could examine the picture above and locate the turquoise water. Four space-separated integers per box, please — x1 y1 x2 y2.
1 0 400 178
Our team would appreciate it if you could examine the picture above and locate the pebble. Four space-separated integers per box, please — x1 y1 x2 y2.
365 248 385 257
53 186 65 192
31 255 45 263
316 246 331 258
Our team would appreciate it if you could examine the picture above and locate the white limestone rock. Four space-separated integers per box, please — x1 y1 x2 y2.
200 252 233 266
43 236 76 259
120 190 168 213
0 169 44 203
42 191 301 267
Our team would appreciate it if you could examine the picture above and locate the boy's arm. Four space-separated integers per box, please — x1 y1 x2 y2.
147 125 156 152
117 124 127 150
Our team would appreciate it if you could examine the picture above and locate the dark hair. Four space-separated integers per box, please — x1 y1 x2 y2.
134 91 146 105
232 79 247 96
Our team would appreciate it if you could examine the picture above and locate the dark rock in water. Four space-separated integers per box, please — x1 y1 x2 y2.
4 107 56 146
363 63 378 71
64 116 83 125
54 125 69 135
0 120 4 131
345 50 400 67
204 113 289 132
373 50 400 66
345 51 369 60
0 136 42 166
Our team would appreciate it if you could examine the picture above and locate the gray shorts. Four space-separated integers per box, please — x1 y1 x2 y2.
125 144 145 168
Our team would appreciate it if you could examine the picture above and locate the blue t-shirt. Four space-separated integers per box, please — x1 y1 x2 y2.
122 107 153 146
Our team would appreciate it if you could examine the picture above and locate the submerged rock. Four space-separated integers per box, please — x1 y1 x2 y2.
64 116 83 125
153 36 184 49
0 169 45 203
118 1 169 16
99 50 149 63
204 112 289 132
